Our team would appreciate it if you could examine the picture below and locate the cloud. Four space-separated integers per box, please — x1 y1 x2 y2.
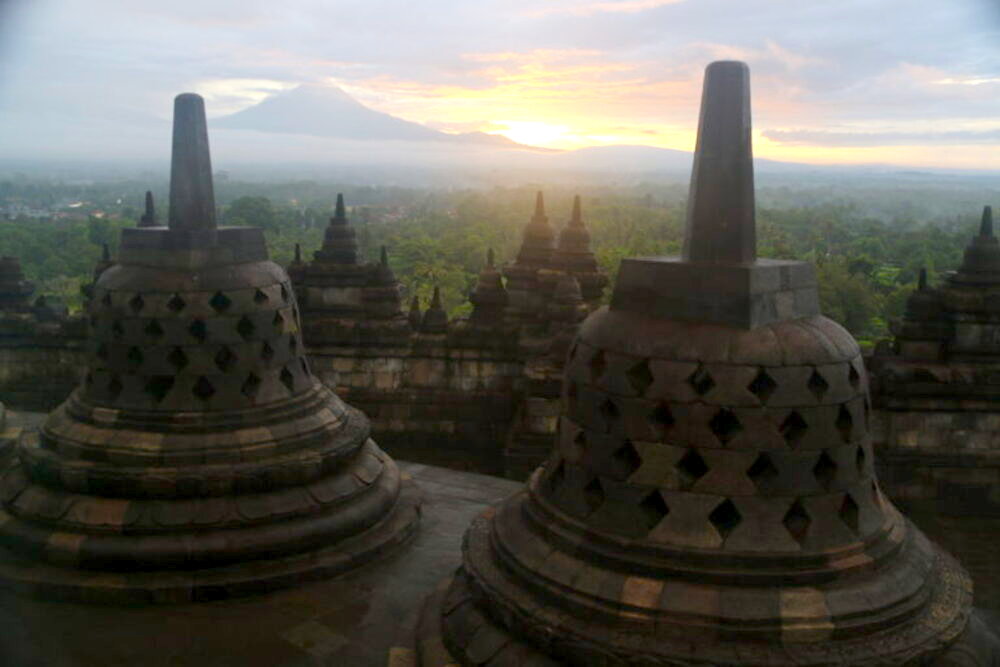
524 0 686 18
2 0 1000 168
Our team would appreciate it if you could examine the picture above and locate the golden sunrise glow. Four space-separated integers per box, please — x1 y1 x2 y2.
322 46 1000 169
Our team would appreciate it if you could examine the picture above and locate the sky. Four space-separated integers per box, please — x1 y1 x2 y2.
1 0 999 169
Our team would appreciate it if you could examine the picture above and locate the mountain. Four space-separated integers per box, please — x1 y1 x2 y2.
212 84 536 149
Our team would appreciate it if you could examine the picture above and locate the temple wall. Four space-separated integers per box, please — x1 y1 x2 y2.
306 344 523 476
872 408 1000 516
0 322 85 410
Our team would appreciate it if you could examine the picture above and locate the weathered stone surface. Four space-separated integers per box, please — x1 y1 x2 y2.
417 60 996 666
0 93 419 600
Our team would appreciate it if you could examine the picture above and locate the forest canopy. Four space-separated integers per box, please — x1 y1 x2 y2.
1 174 995 349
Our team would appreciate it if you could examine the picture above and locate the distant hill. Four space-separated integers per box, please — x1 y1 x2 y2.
212 84 539 150
536 144 813 173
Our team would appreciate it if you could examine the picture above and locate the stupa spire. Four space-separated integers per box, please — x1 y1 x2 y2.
167 94 216 231
980 205 993 237
421 286 447 334
139 191 157 227
682 61 755 264
569 194 582 227
532 191 546 221
334 193 347 224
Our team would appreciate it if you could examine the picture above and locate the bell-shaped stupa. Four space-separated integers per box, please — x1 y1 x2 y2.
416 62 994 666
0 93 419 603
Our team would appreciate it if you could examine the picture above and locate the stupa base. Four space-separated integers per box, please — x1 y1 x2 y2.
415 500 992 667
0 479 420 605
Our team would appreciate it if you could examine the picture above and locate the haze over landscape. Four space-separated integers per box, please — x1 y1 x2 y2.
1 0 999 173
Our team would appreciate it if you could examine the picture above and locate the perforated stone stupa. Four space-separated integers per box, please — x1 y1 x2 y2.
0 93 419 602
415 61 997 666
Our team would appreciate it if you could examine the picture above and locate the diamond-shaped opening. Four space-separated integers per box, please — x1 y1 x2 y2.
111 320 124 338
189 319 208 343
548 460 566 494
747 368 777 404
167 347 188 371
96 342 109 360
126 346 143 370
273 310 286 332
687 364 715 396
638 491 669 532
192 376 215 401
780 411 808 447
626 359 654 396
848 363 860 390
167 293 186 312
676 448 709 488
300 357 309 375
280 283 290 302
145 319 164 338
280 366 296 393
589 350 606 382
215 346 237 372
747 452 779 487
836 405 854 443
236 315 255 341
583 477 604 514
128 293 145 314
807 369 829 401
599 398 619 424
101 292 112 308
209 291 232 313
253 289 269 305
783 499 811 544
241 372 261 400
813 450 838 489
260 341 275 362
709 499 741 541
856 445 866 474
289 334 298 354
840 493 860 533
709 408 742 445
650 401 675 430
568 343 578 363
144 376 174 403
609 440 642 480
107 374 123 399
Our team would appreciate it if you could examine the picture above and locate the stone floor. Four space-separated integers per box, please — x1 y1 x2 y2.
0 410 522 667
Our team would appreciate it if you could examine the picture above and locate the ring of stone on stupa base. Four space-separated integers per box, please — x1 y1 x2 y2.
415 490 973 667
0 473 419 605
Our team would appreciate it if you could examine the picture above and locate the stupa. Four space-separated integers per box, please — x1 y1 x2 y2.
0 257 34 314
0 93 419 603
416 61 996 666
871 205 1000 517
292 194 410 348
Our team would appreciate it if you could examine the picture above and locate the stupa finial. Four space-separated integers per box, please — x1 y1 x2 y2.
380 245 388 266
570 195 582 226
334 193 347 223
139 191 157 227
980 205 993 237
682 61 755 264
294 243 302 263
919 267 928 290
167 93 216 231
533 191 546 221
